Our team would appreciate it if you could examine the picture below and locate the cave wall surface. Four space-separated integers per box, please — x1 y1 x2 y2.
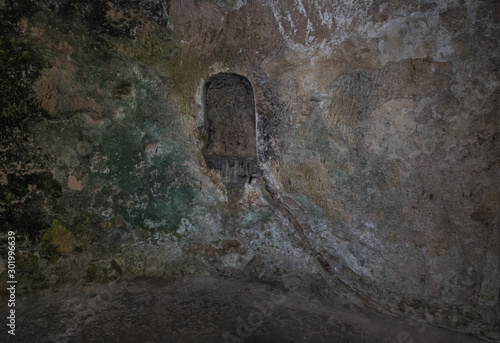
0 0 499 340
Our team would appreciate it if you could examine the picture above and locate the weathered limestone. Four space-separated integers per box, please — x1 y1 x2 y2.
0 0 498 341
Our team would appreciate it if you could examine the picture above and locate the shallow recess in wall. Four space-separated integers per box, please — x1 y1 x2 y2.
202 72 259 200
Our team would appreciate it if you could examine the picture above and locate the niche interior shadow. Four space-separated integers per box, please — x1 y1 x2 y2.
203 73 258 201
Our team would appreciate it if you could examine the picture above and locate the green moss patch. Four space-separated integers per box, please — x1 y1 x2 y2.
41 219 76 260
90 124 197 231
84 258 123 283
109 21 230 111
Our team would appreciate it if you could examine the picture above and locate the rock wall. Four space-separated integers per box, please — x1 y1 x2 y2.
0 0 498 340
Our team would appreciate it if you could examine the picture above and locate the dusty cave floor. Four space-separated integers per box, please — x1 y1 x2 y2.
0 276 489 343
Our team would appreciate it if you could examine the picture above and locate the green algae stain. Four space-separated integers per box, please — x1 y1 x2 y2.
41 219 76 260
109 21 230 111
88 99 198 232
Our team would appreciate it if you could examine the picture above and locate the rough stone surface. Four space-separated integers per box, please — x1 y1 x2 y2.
0 0 498 341
0 277 490 343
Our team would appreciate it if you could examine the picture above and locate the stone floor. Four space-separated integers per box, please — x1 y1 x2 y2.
0 276 489 343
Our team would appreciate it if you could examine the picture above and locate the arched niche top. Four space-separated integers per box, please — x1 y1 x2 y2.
203 72 258 197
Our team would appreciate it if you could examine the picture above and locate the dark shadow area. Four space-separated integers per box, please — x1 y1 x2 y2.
0 277 488 343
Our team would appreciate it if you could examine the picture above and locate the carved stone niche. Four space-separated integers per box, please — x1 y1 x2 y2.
202 73 259 200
